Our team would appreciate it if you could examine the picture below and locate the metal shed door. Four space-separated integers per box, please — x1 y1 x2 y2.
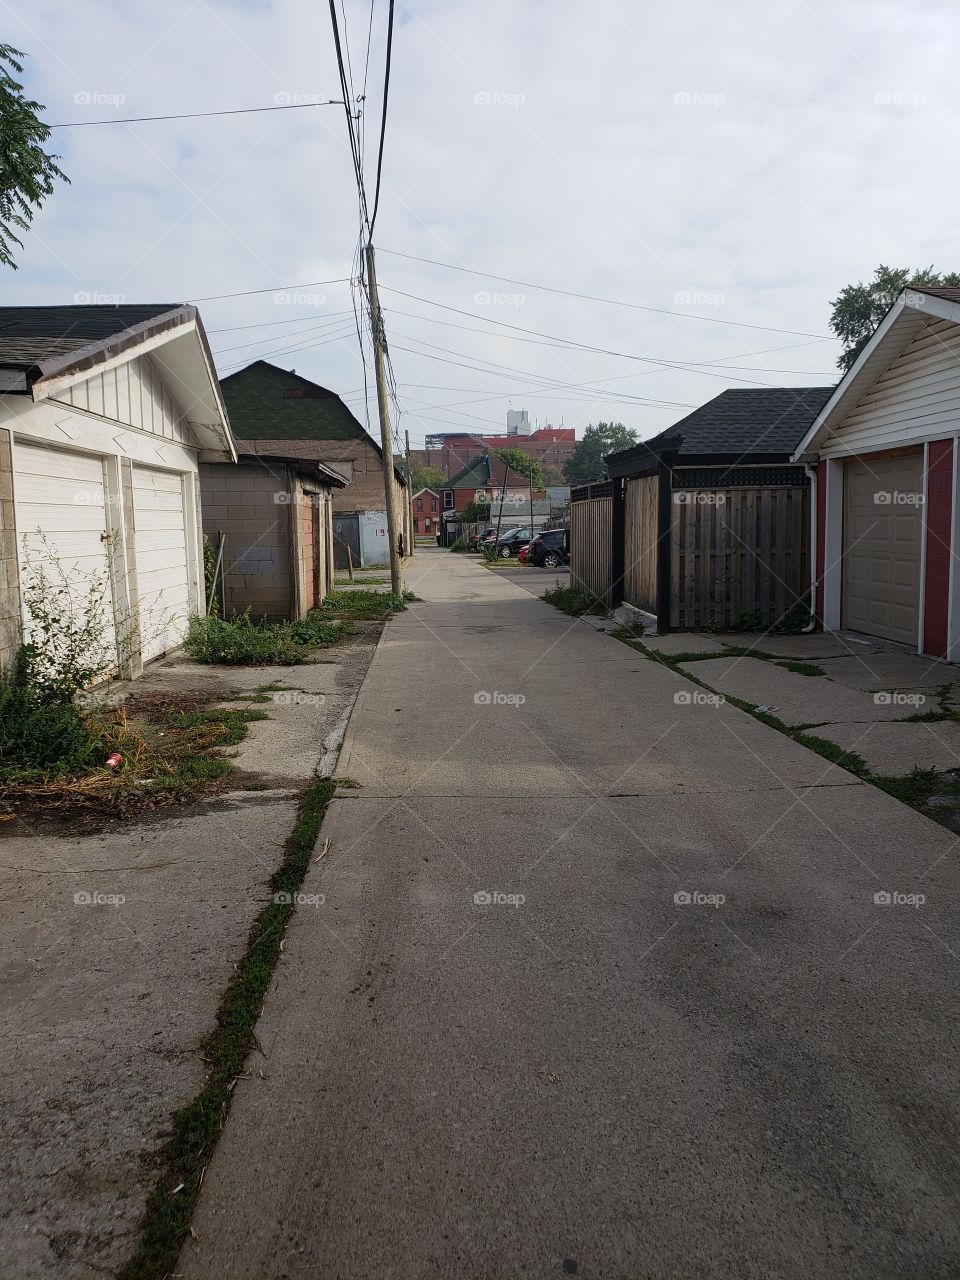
133 466 190 662
842 455 922 646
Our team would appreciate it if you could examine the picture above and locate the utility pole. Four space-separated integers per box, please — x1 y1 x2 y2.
364 242 402 594
404 427 414 557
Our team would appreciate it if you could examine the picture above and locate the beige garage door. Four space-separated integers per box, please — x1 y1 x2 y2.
842 454 922 645
132 466 190 662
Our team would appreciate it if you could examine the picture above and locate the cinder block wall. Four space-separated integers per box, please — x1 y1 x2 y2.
199 463 293 619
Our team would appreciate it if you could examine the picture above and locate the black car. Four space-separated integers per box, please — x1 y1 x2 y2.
526 528 569 568
494 527 534 558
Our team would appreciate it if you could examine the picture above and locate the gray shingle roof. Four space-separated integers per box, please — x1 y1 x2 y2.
647 386 836 458
0 304 183 366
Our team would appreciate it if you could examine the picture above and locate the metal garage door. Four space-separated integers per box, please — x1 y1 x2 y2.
842 454 923 646
132 466 190 662
14 441 118 669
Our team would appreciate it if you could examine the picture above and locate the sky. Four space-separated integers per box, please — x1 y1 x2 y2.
5 0 957 448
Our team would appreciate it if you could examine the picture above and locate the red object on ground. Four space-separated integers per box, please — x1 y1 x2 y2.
105 754 122 770
518 546 529 563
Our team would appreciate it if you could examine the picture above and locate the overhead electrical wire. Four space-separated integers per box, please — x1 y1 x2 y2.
378 247 835 340
48 102 342 128
368 0 395 236
187 277 351 303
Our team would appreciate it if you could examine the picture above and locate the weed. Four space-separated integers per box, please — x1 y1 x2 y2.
542 584 607 617
183 610 348 665
313 589 418 621
117 778 337 1280
776 660 826 677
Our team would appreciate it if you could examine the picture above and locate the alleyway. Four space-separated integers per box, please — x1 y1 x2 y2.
181 549 960 1279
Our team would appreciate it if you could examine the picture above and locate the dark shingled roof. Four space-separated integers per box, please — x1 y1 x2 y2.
643 386 836 460
909 286 960 304
220 360 368 443
0 304 183 366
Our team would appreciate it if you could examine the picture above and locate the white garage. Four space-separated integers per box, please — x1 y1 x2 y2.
0 304 235 679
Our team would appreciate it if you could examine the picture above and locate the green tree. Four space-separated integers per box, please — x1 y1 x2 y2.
460 499 491 523
830 264 960 372
563 422 638 485
408 460 448 493
0 45 68 268
490 446 545 489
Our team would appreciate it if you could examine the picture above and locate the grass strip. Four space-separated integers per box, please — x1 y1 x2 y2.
117 777 337 1280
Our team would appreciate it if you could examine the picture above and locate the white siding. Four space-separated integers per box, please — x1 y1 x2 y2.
822 319 960 457
132 465 190 662
58 354 195 446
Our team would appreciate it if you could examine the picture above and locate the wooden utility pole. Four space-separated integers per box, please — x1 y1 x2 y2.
404 427 414 557
364 243 402 594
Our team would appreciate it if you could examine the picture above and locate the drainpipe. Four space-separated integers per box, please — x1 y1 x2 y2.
801 463 818 632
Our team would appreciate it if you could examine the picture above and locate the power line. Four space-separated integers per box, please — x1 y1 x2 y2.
378 247 834 340
48 101 342 128
328 0 370 232
187 277 350 303
207 309 355 334
211 314 357 356
379 285 835 389
368 0 395 236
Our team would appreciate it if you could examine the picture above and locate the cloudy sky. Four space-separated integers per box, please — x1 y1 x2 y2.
6 0 956 446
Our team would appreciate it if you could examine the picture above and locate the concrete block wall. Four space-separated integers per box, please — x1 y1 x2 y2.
0 428 20 670
199 462 293 619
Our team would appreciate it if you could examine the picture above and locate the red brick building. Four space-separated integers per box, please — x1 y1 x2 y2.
412 487 441 537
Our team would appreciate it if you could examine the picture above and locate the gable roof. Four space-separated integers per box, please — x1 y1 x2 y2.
791 287 960 460
606 386 834 475
220 360 406 485
412 487 440 499
445 453 534 489
0 303 234 459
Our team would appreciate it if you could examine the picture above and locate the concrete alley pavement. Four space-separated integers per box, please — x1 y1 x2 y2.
181 549 960 1280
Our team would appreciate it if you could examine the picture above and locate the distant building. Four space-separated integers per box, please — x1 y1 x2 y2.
412 426 577 485
506 408 530 436
411 487 441 537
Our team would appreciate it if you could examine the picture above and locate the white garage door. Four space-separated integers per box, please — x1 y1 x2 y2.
132 466 190 662
14 441 118 670
842 455 923 646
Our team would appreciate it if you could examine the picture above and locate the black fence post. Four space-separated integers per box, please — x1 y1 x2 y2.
611 476 625 607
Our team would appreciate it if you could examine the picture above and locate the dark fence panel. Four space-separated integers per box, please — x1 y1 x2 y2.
570 497 613 607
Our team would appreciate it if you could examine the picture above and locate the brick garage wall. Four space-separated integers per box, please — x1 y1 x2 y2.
199 462 293 619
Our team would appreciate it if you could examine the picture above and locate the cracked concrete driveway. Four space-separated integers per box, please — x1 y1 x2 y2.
177 551 960 1280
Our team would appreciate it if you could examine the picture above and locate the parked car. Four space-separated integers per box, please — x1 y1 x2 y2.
470 526 496 549
495 527 534 558
526 528 569 568
518 543 530 564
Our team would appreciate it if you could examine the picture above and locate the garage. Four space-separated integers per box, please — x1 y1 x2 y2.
14 441 118 666
132 466 191 663
841 454 923 646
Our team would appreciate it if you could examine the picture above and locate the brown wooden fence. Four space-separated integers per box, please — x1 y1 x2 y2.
623 476 658 612
570 489 613 607
670 486 809 628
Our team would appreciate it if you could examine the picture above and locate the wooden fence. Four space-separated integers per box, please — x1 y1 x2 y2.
623 476 658 613
570 487 613 607
670 486 809 628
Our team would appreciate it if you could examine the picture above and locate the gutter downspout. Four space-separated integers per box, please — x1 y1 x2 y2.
802 463 818 632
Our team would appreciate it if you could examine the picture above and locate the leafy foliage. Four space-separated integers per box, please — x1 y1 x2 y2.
0 45 68 268
0 650 107 782
541 584 607 616
408 461 449 493
490 446 545 489
183 610 345 665
459 499 491 523
563 422 638 484
830 265 960 372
